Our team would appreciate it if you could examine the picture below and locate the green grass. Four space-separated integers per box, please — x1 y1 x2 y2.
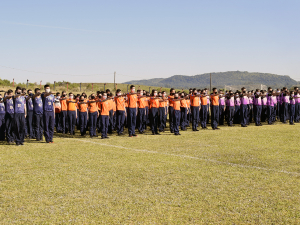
1 122 300 224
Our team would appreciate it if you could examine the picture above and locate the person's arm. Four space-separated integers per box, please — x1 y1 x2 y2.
24 104 27 118
43 92 55 97
3 95 13 101
14 93 26 99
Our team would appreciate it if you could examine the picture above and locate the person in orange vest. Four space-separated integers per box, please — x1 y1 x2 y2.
108 93 114 134
158 91 168 132
168 88 176 133
114 89 126 135
77 95 89 136
88 93 99 138
60 91 68 134
99 92 110 139
211 87 220 130
189 88 201 131
67 92 77 136
150 89 163 135
137 89 147 134
127 85 138 137
172 92 181 135
200 89 208 129
180 92 189 131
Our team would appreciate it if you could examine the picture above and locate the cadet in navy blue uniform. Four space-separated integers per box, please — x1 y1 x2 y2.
13 87 27 146
0 93 5 141
26 89 34 139
32 88 44 141
4 89 15 144
41 85 55 143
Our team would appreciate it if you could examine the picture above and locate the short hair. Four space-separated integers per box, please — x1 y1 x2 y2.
44 84 50 89
130 85 135 89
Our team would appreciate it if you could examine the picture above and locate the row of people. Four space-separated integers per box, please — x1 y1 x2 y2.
0 85 299 145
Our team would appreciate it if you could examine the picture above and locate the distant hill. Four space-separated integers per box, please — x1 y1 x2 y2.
124 71 299 89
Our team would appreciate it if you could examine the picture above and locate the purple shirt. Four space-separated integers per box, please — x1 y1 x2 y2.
235 98 241 106
5 98 14 114
219 97 225 105
262 97 267 106
254 96 262 106
296 94 300 103
241 96 249 105
14 96 25 114
249 97 253 104
283 96 290 103
290 97 296 105
0 102 5 114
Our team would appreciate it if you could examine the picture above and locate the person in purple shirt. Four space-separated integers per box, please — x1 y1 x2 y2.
234 92 241 124
240 87 249 127
266 87 275 125
226 92 235 126
261 91 268 122
248 91 254 124
289 91 296 125
294 87 300 122
13 87 27 146
25 89 34 139
32 88 44 141
3 89 15 144
0 93 6 141
253 89 263 126
282 89 290 124
41 84 55 143
218 91 225 125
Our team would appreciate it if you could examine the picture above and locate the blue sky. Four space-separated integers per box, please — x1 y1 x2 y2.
0 0 299 84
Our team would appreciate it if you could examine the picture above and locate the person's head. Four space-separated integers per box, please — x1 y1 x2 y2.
109 93 114 98
22 88 26 94
82 92 86 97
146 91 150 97
15 86 22 94
69 92 74 99
162 91 166 97
61 91 66 97
91 93 96 99
130 85 135 93
55 92 60 98
35 88 40 94
106 89 110 94
137 89 143 96
170 88 175 95
102 92 107 100
79 95 85 101
291 91 295 96
158 92 162 97
174 92 179 99
44 85 50 93
151 89 157 96
7 89 13 97
27 89 33 96
212 87 218 94
294 87 298 92
116 89 122 96
193 88 197 95
181 92 185 98
241 87 246 92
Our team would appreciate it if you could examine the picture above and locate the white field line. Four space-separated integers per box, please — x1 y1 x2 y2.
71 138 300 176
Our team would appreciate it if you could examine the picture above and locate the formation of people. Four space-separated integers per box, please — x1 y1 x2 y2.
0 84 299 145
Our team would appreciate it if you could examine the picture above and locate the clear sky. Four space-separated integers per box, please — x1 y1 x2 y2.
0 0 299 84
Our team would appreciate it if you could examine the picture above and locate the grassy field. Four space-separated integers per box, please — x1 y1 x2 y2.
0 122 300 224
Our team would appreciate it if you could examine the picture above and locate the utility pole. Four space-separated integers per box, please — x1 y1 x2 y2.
80 83 81 92
114 71 116 90
54 81 56 91
13 78 14 88
27 79 29 88
210 73 212 94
